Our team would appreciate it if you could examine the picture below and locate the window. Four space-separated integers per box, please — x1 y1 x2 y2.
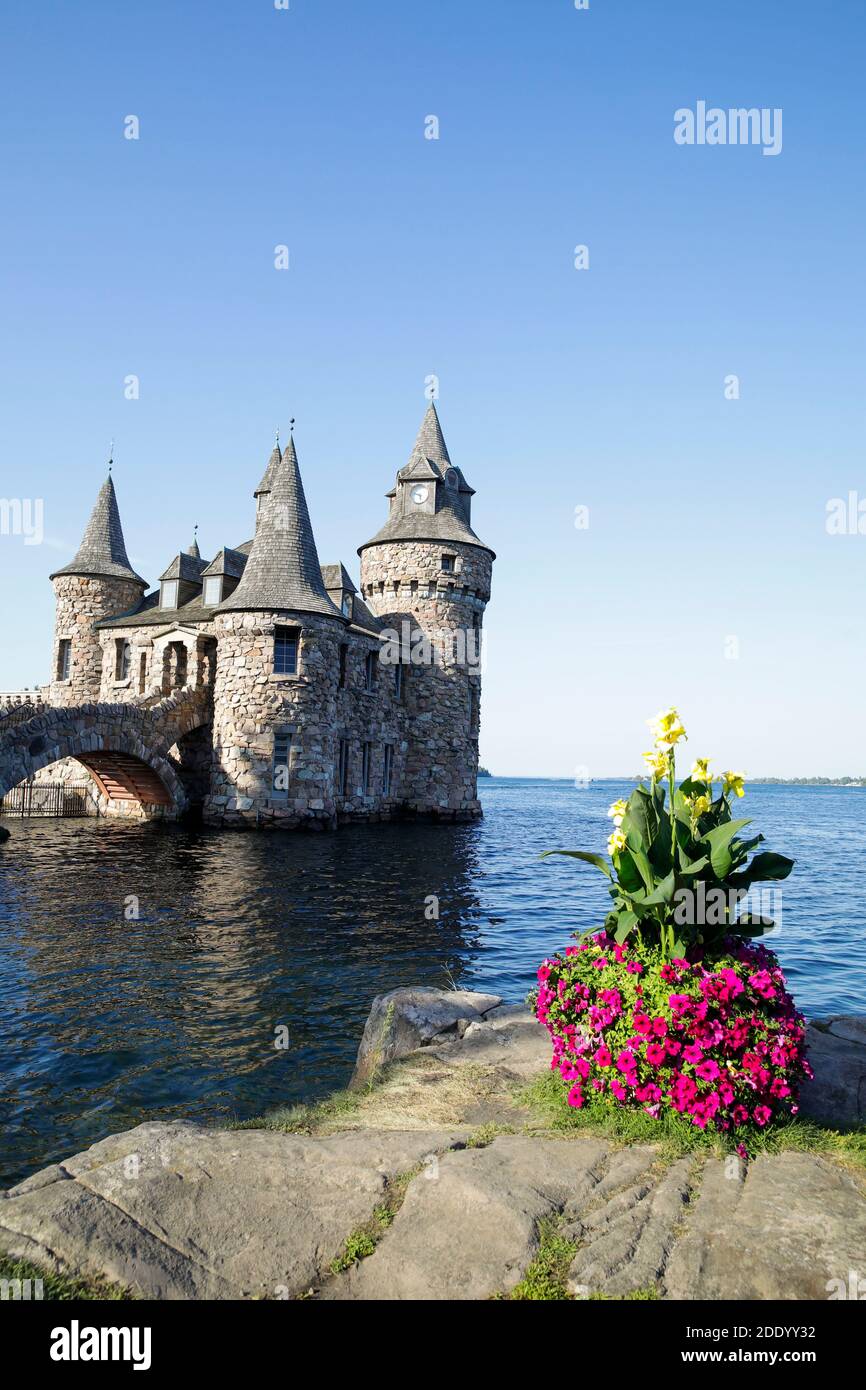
337 739 350 797
469 685 479 735
364 651 377 692
339 643 348 689
341 592 353 618
274 626 299 675
57 639 71 681
114 638 131 681
394 663 403 700
362 742 372 795
203 576 222 607
382 744 393 796
161 581 178 609
441 554 455 573
272 731 292 795
138 652 147 693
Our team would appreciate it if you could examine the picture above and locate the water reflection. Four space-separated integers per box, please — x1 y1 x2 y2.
2 779 865 1186
0 818 486 1183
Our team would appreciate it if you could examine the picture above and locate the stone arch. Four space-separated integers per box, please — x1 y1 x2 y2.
0 695 212 817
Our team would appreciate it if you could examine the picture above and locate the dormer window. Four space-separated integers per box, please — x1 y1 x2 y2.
441 554 455 573
203 576 222 607
341 592 353 618
161 581 178 609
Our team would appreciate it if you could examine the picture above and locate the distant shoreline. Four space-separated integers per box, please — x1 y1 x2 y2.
479 775 866 786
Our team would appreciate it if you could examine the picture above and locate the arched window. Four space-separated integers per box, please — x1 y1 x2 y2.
115 639 131 681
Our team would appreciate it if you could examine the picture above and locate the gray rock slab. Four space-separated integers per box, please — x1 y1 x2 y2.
567 1157 694 1298
351 987 503 1088
322 1135 608 1301
425 1007 551 1079
664 1152 866 1300
0 1121 464 1300
800 1020 866 1127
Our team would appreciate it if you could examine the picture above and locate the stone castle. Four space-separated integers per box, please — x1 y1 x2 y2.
34 403 494 828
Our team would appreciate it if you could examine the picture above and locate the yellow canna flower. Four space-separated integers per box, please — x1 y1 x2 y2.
607 798 628 826
691 794 711 818
690 757 712 784
642 749 670 781
722 771 746 799
607 828 627 856
648 706 687 748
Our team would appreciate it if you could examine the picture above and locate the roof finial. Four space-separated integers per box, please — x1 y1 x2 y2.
290 417 295 434
108 438 114 475
275 426 280 447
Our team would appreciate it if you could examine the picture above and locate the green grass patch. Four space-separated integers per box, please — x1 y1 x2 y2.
0 1252 131 1301
508 1217 576 1300
465 1122 515 1149
327 1167 418 1276
520 1073 866 1168
230 1085 363 1136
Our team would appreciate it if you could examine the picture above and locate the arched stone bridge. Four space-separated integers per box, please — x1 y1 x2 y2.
0 688 212 817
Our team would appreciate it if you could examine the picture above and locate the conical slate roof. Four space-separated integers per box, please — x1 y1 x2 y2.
255 442 282 498
405 401 451 472
217 435 343 619
49 475 147 586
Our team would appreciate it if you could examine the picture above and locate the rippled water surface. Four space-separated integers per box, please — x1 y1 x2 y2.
1 779 864 1184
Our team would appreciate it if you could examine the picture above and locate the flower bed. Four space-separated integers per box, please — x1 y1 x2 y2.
537 707 811 1145
537 934 812 1147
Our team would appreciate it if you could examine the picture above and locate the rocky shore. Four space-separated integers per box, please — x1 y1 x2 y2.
1 990 864 1301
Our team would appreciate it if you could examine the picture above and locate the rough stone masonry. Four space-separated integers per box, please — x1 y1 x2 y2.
0 403 494 827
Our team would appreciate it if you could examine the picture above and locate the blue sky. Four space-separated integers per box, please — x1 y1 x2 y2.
1 0 864 776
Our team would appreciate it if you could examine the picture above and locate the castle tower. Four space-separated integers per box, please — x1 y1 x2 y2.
358 403 494 818
204 434 348 827
48 474 147 706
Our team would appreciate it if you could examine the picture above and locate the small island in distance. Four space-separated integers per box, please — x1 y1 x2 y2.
752 776 866 786
478 767 492 777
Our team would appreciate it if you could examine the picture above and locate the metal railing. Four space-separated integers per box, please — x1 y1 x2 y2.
0 782 93 818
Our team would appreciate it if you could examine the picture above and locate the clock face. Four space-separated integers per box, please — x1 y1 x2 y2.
410 485 428 505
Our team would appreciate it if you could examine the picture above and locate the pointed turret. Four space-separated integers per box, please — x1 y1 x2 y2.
217 434 342 618
254 441 282 501
359 404 493 556
407 401 451 471
186 529 201 560
50 475 147 587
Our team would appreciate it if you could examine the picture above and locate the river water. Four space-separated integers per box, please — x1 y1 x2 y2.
1 778 864 1184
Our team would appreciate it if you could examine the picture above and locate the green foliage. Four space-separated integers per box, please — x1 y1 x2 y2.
0 1252 131 1301
543 743 794 959
507 1218 577 1300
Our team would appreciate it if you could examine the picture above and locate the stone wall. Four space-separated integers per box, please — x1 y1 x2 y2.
33 537 492 828
49 575 145 707
204 610 411 828
360 540 492 818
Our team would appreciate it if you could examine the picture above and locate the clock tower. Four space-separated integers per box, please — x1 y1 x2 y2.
358 402 494 819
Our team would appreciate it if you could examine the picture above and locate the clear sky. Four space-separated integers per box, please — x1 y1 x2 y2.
1 0 864 777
